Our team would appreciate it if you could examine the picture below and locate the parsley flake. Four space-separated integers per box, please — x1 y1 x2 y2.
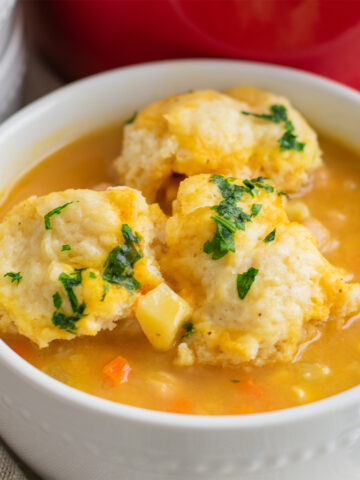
251 203 262 217
203 222 235 260
236 267 258 300
51 267 86 334
278 129 305 152
251 176 274 193
211 215 236 233
4 271 22 285
278 191 289 198
213 200 251 230
204 175 273 260
58 270 86 315
181 321 196 339
230 379 240 384
52 292 62 309
102 224 143 291
243 179 255 191
61 244 71 251
242 104 288 124
101 284 109 302
124 111 137 125
211 174 244 203
204 218 236 260
44 202 73 230
52 311 79 335
242 104 305 152
89 271 96 279
264 228 276 243
52 269 86 334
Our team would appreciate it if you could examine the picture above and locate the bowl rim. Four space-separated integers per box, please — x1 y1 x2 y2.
1 58 360 431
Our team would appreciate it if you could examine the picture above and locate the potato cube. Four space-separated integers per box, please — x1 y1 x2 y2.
135 283 191 351
285 201 310 222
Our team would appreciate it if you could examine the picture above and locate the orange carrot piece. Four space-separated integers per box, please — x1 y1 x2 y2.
242 379 265 398
102 356 131 385
169 397 193 414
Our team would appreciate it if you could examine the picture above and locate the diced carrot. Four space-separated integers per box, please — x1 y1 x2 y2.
102 356 131 385
169 397 193 414
231 404 256 415
241 379 265 398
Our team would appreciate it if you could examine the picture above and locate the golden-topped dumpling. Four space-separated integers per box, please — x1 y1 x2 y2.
160 174 360 367
0 187 164 347
114 87 321 202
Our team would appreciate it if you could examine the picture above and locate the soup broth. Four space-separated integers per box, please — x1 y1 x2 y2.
1 125 360 415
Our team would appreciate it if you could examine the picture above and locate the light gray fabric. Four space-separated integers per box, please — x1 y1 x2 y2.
0 439 39 480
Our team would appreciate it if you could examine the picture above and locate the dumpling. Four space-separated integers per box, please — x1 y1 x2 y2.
114 87 321 202
160 174 360 366
0 187 164 347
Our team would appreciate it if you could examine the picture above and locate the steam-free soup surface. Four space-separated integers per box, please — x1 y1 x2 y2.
1 125 360 415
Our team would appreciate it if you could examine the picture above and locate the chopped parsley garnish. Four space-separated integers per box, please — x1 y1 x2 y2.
58 270 86 317
251 176 274 193
214 199 252 229
242 104 305 152
204 175 273 260
61 244 71 251
264 228 276 243
243 179 255 192
204 218 236 260
211 174 244 203
251 203 262 217
211 215 236 233
89 271 96 279
51 269 86 334
181 321 196 339
101 284 109 302
278 191 289 198
52 292 62 309
124 111 137 125
236 267 258 300
4 271 22 285
278 126 305 152
52 311 79 335
230 379 240 384
242 104 288 123
44 202 73 230
102 224 143 291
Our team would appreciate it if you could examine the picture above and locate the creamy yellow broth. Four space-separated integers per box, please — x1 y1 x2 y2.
1 125 360 415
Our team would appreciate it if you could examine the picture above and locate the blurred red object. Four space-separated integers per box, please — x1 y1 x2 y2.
27 0 360 89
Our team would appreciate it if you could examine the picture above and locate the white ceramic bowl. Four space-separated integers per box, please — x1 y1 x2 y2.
0 60 360 480
0 7 25 123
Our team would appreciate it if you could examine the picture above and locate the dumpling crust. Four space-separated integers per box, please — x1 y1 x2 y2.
160 174 360 367
114 87 321 202
0 187 163 347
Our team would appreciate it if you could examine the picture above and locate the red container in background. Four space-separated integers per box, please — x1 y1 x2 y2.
27 0 360 89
